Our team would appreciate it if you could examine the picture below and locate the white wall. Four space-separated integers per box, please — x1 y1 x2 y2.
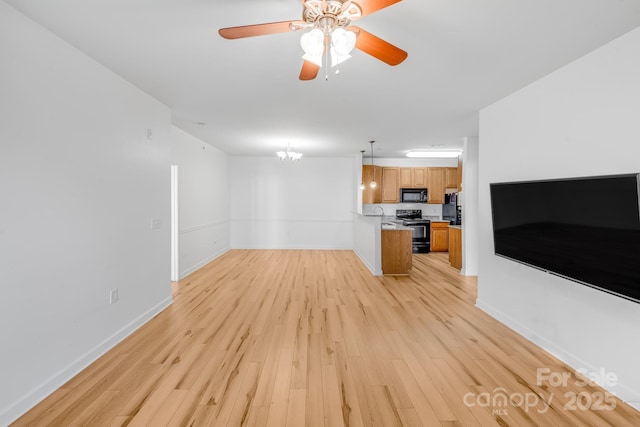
170 127 230 278
478 26 640 408
0 4 173 424
462 137 479 275
353 214 382 276
230 157 355 249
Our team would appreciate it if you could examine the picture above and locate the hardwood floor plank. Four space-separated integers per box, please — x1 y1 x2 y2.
391 359 441 425
11 250 640 427
285 388 306 427
371 385 404 427
333 342 365 427
322 364 346 427
265 348 294 427
305 333 325 427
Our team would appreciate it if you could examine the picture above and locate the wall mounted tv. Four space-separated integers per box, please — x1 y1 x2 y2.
490 173 640 304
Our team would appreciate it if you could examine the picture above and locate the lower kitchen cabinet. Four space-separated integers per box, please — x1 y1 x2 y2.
449 226 462 270
430 222 449 252
382 229 413 275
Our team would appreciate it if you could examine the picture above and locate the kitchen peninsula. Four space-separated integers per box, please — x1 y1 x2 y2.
353 213 413 276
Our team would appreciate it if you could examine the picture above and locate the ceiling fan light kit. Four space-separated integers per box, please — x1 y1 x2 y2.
218 0 407 80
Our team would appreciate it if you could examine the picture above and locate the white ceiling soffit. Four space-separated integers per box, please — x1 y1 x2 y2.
6 0 640 158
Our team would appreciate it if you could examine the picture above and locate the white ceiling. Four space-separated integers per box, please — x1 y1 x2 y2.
6 0 640 158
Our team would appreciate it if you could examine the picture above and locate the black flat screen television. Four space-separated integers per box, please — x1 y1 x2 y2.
490 173 640 303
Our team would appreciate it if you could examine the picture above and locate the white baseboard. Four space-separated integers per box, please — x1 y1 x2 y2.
352 248 382 276
180 247 230 279
0 296 173 426
476 299 640 411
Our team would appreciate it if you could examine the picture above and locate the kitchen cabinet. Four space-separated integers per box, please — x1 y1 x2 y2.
400 167 428 188
400 168 413 188
381 167 400 203
363 164 457 205
382 229 413 275
362 165 382 203
430 222 449 252
445 167 458 189
426 167 445 204
413 167 428 187
449 226 462 270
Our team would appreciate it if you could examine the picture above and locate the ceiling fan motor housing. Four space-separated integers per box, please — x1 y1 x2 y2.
303 0 362 30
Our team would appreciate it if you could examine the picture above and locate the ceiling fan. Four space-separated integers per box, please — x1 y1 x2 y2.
218 0 408 80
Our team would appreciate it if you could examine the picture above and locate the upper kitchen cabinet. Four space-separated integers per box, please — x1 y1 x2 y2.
413 167 428 187
445 167 458 189
426 167 445 204
362 165 382 203
381 167 400 203
400 168 412 188
400 167 428 188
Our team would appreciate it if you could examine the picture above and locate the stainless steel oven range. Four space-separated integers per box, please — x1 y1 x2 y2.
395 209 430 253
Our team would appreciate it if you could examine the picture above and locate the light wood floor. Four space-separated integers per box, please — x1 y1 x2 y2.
13 250 640 426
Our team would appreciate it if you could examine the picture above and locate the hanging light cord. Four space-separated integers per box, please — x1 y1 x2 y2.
325 36 329 81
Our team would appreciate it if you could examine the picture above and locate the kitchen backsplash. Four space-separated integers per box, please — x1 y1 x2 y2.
363 203 443 218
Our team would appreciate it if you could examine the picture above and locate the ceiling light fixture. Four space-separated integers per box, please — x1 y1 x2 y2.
359 150 366 190
369 140 377 188
277 145 303 161
298 0 360 79
406 150 462 158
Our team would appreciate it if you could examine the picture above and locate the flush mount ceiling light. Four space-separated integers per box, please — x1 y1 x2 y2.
218 0 408 81
277 145 303 161
406 150 462 158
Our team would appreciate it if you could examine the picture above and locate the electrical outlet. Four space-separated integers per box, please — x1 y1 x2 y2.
146 128 153 140
110 289 119 304
151 218 161 229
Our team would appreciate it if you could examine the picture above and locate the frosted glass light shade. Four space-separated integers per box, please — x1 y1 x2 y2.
331 28 356 56
301 29 325 56
330 47 351 67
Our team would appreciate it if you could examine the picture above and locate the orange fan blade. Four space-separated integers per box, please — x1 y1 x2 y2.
219 21 296 39
300 60 321 80
356 0 402 17
349 26 407 65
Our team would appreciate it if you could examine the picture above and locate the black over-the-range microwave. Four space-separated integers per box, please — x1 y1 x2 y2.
400 188 428 203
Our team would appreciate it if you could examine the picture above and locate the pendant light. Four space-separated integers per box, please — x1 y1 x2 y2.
369 140 377 189
359 150 366 190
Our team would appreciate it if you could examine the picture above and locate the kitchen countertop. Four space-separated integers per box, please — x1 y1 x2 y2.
357 213 451 229
448 225 462 230
381 221 412 231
